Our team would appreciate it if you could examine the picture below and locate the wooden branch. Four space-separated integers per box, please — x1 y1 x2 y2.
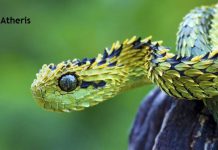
129 88 218 150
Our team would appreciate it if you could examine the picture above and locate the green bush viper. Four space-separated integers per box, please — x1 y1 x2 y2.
31 3 218 122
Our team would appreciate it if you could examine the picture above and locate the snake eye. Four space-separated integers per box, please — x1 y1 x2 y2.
58 74 78 92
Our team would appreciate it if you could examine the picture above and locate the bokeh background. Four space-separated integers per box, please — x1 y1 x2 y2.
0 0 217 149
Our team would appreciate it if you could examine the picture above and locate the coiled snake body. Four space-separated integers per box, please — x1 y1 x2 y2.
31 4 218 120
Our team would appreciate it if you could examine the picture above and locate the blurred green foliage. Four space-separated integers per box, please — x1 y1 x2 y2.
0 0 217 149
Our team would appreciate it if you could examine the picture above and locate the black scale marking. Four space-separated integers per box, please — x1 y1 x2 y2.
80 80 106 89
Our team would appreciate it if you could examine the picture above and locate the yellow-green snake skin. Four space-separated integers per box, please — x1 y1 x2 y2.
31 4 218 116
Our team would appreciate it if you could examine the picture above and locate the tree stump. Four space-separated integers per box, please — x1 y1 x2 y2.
129 88 218 150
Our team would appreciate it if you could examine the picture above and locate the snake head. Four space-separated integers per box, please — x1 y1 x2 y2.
31 37 153 112
31 58 125 112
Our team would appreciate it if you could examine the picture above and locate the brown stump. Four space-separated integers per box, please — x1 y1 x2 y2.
129 88 218 150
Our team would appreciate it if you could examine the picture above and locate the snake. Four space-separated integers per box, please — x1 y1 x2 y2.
31 3 218 121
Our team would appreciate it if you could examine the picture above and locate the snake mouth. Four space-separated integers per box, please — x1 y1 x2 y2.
31 85 85 112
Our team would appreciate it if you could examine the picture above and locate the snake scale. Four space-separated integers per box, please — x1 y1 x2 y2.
31 3 218 121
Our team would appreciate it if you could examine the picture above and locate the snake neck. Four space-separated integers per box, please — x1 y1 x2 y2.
78 36 164 92
100 36 169 92
88 36 176 93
